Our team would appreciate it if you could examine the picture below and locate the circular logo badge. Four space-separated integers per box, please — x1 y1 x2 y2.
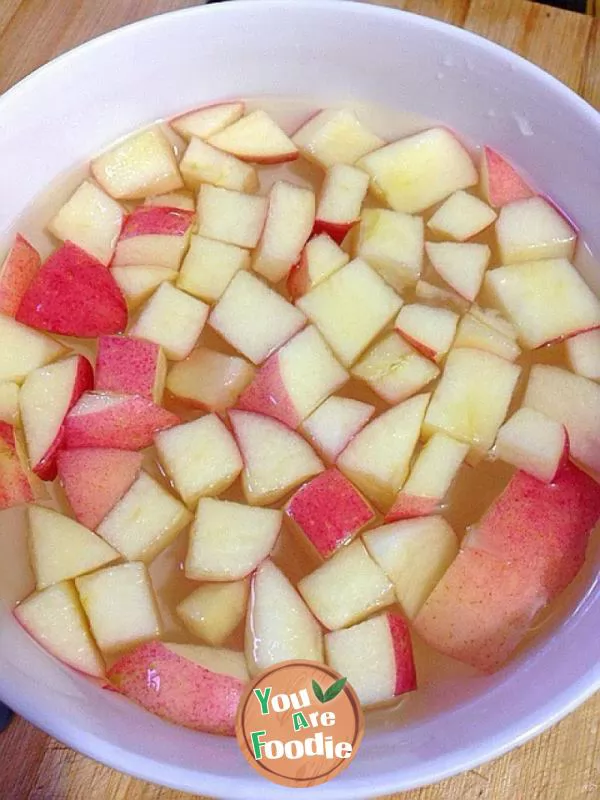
236 660 364 788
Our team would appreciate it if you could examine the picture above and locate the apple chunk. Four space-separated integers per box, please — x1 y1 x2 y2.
246 559 323 675
166 347 255 411
0 422 33 510
110 265 175 310
0 234 41 317
286 233 349 300
0 315 64 384
325 613 416 706
208 109 299 164
177 580 248 645
395 303 459 362
301 396 374 463
95 336 166 403
197 185 267 249
171 102 245 141
566 330 600 381
494 408 567 483
179 137 258 192
292 108 384 168
453 311 521 362
480 146 535 208
427 190 496 241
107 641 247 735
185 498 281 581
177 235 250 303
314 164 370 244
144 191 195 211
496 197 576 263
112 207 195 271
355 208 424 291
426 241 490 302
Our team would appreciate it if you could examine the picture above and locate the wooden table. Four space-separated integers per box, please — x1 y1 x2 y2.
1 1 599 798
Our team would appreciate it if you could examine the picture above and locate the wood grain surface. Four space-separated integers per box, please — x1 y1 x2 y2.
0 1 598 798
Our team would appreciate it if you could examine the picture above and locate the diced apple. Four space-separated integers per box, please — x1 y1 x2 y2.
229 410 324 506
427 190 496 241
16 242 127 337
166 347 255 411
177 580 248 645
48 180 124 264
485 259 600 349
112 207 195 271
325 613 416 706
177 235 250 303
171 102 245 141
453 312 521 362
301 396 374 463
20 355 94 480
14 581 105 677
246 559 323 675
0 382 19 425
236 325 348 428
57 447 143 530
364 517 459 618
286 233 349 300
357 127 477 214
64 391 178 450
395 303 459 362
185 498 281 580
298 540 394 630
95 336 165 404
91 127 183 200
197 185 267 249
415 279 469 313
355 208 424 291
179 137 258 193
209 271 305 365
0 234 40 317
129 283 208 361
110 265 175 309
292 108 384 168
523 364 600 474
494 408 567 483
480 146 535 208
386 434 468 522
468 305 518 340
28 505 118 590
107 641 247 735
423 348 520 454
0 315 64 384
496 197 576 264
338 394 430 509
0 422 33 510
208 109 298 164
144 191 195 211
314 164 369 244
352 332 439 404
426 241 490 302
297 258 402 367
566 330 600 381
155 414 242 507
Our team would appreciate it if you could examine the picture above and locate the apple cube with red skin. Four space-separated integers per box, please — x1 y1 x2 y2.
325 613 416 706
286 468 375 558
496 197 576 264
301 396 374 463
16 242 127 337
355 208 423 291
426 241 490 302
0 422 33 510
427 190 496 241
453 312 521 363
197 185 267 249
0 234 40 317
112 207 195 271
179 137 258 193
314 164 370 244
236 325 348 428
566 330 600 381
177 579 248 645
480 146 535 208
292 108 384 168
494 408 568 483
357 127 477 214
95 336 166 404
0 382 19 425
286 234 349 300
107 641 248 735
208 109 299 164
144 191 195 211
166 347 255 412
177 235 250 303
110 265 175 310
20 354 94 480
171 102 245 141
395 303 459 362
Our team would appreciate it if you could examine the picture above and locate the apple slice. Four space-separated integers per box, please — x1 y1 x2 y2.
314 164 370 244
292 108 384 168
14 581 105 677
197 185 267 249
208 109 298 164
364 517 458 618
338 393 430 510
453 312 521 362
16 242 127 337
129 283 209 361
229 410 324 506
485 259 600 349
325 613 416 706
357 127 477 214
185 498 281 581
386 434 468 522
351 332 439 404
395 303 459 362
107 641 247 735
297 258 402 367
155 414 243 507
423 348 520 454
480 146 535 208
0 234 40 317
427 190 496 241
64 392 178 450
286 233 349 300
20 355 94 480
426 241 490 302
166 347 255 411
0 382 19 425
252 181 315 283
355 208 424 291
57 447 143 530
414 279 469 313
298 540 394 630
177 580 248 645
171 101 245 140
177 235 250 303
112 207 195 270
48 181 124 264
413 547 547 672
566 330 600 381
209 271 305 365
496 197 576 263
0 422 33 510
179 137 258 193
246 559 323 675
301 396 374 463
96 336 166 404
494 408 568 483
28 505 118 590
0 315 64 384
286 468 375 558
110 265 175 309
91 127 183 200
236 325 348 428
144 191 195 211
523 364 600 474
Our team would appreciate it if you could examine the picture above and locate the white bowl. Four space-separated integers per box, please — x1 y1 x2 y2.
1 2 599 797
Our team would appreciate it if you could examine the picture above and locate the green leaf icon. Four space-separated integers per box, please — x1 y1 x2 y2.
323 677 347 702
312 679 325 703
